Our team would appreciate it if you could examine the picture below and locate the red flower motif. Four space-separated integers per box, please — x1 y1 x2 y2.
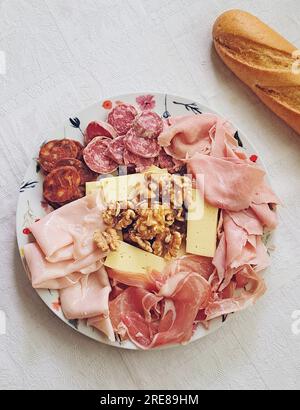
102 100 112 110
52 299 61 312
23 228 31 235
250 155 258 163
136 95 156 111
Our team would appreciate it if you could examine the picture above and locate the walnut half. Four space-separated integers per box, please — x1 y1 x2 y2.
94 228 119 252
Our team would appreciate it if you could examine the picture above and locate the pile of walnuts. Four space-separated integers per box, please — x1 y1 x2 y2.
97 174 192 260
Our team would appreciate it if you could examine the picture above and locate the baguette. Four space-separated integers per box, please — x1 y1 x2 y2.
213 9 300 134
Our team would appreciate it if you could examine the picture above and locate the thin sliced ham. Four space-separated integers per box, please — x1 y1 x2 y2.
30 192 105 259
188 153 266 211
159 114 245 162
23 242 105 289
59 267 111 320
250 203 278 231
227 209 264 236
46 244 74 263
158 114 217 160
213 211 271 291
87 316 115 342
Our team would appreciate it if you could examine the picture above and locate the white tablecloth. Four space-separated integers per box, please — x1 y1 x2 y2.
0 0 300 390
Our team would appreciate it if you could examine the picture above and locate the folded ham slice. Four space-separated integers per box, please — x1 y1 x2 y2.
23 242 104 289
188 154 266 211
30 192 105 259
158 114 217 160
59 267 111 320
158 114 245 162
87 316 115 342
212 211 270 290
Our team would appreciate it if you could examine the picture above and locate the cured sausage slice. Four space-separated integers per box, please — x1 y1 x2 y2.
55 158 98 185
47 185 85 209
158 150 185 173
107 135 126 165
43 166 81 203
83 137 118 174
125 130 161 158
72 140 84 160
84 121 117 145
39 139 78 173
108 104 138 135
132 111 163 138
123 149 155 172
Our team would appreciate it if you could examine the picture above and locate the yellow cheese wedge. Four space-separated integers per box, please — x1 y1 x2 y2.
186 189 218 258
143 165 167 175
104 241 166 274
86 167 168 201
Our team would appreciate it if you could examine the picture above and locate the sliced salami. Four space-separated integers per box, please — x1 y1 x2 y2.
123 149 154 172
158 149 185 173
47 186 85 209
55 158 98 185
43 166 81 203
72 140 84 159
83 136 118 174
39 139 78 173
107 135 127 165
132 111 163 138
108 104 138 135
84 121 117 145
125 129 161 158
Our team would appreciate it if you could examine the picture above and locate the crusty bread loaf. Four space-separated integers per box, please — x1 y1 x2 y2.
213 9 300 134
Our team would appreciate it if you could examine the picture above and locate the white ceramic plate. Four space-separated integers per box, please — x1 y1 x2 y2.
16 92 263 349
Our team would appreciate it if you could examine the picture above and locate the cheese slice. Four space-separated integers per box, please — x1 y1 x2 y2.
86 167 168 202
143 165 167 175
186 189 218 258
104 241 166 274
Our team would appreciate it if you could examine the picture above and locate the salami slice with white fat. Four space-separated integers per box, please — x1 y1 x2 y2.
123 149 154 172
108 104 138 135
83 137 118 174
107 135 126 165
158 149 185 173
125 129 161 159
132 111 163 138
84 121 117 145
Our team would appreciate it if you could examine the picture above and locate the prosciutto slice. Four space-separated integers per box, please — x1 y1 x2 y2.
110 272 211 349
106 267 165 291
205 266 266 320
188 154 265 211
